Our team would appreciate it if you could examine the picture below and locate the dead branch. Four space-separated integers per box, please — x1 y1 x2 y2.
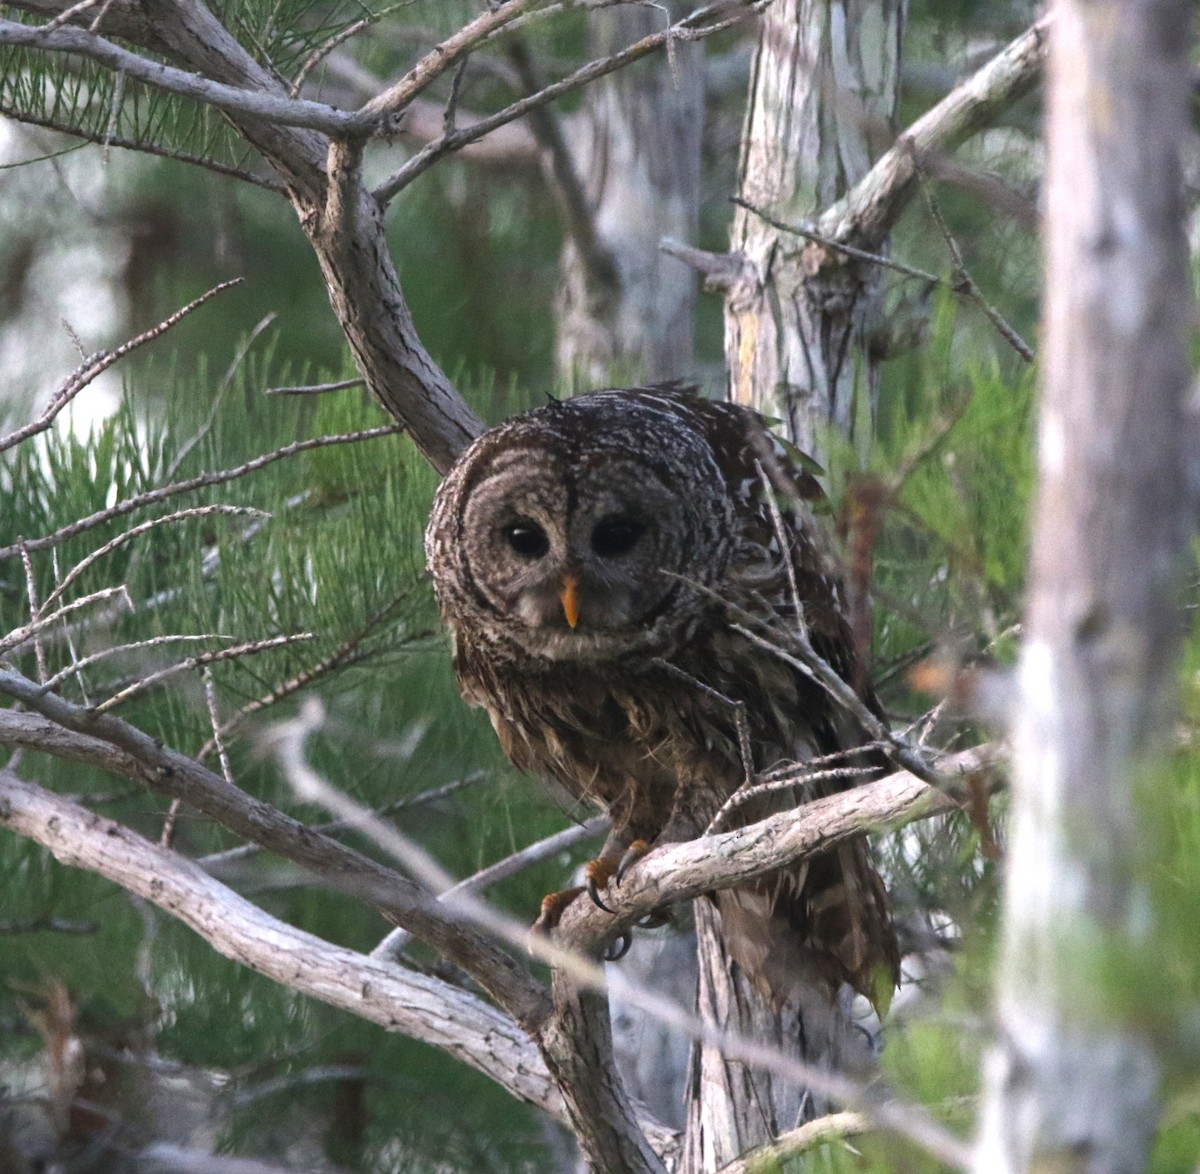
0 279 242 455
373 1 767 203
716 1111 870 1173
0 667 551 1029
0 768 563 1116
818 16 1051 247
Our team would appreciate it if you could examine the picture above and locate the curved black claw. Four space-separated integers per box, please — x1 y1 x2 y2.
604 931 633 962
586 873 616 914
614 839 650 886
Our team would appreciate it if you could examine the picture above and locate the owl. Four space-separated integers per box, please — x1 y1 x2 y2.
425 384 899 1008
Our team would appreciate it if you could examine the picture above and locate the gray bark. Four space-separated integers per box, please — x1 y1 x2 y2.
725 0 905 460
553 4 704 385
975 2 1194 1170
686 4 904 1168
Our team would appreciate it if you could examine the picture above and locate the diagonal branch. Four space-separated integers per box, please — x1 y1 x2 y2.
818 16 1051 247
373 0 766 203
0 667 550 1028
0 768 563 1116
0 18 359 134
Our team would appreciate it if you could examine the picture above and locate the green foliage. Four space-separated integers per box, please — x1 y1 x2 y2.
0 337 565 1169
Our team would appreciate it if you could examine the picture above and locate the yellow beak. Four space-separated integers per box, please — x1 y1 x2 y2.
560 574 581 629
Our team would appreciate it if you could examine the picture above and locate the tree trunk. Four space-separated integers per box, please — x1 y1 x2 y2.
553 3 704 386
724 0 904 459
975 2 1194 1170
683 5 905 1168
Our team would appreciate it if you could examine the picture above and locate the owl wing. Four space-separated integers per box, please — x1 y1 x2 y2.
620 385 900 1008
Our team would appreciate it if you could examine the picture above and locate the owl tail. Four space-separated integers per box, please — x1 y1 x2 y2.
714 841 900 1016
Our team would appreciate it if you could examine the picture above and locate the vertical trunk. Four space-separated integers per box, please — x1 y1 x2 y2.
976 3 1193 1171
554 4 704 386
683 5 904 1168
725 0 904 459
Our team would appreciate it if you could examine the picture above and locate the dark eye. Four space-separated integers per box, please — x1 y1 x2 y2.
591 515 644 558
502 520 549 558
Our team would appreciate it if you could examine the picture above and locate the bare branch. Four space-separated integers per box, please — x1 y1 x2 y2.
0 586 128 658
733 196 942 285
355 0 549 127
372 814 609 961
0 279 242 456
716 1111 870 1173
93 632 314 713
40 634 234 692
264 376 365 397
917 171 1034 362
0 18 360 134
373 1 767 204
0 667 551 1028
0 104 283 189
0 425 404 563
506 35 618 294
818 16 1051 247
193 589 417 761
43 505 267 611
0 768 563 1116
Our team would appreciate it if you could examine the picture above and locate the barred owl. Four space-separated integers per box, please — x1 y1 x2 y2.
425 385 898 1007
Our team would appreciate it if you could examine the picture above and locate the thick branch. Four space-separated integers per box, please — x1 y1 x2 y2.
0 768 562 1114
818 16 1051 247
0 19 358 134
0 671 549 1029
553 743 1003 950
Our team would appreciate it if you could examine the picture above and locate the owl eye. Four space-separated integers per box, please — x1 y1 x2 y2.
591 515 644 558
502 520 549 558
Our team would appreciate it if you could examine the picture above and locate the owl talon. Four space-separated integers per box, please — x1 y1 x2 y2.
586 874 616 913
604 932 632 962
583 857 618 912
614 839 651 886
532 885 585 937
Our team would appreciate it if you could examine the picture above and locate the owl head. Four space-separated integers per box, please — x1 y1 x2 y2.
425 390 734 664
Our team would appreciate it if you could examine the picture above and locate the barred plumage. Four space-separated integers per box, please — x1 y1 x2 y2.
425 384 898 1007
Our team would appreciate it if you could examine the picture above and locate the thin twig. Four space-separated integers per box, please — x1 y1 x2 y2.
197 772 491 870
288 2 417 98
0 279 243 456
0 426 403 563
373 814 609 960
265 376 365 397
20 543 47 685
39 635 234 693
373 1 767 203
93 633 315 713
193 590 415 761
202 668 234 785
0 586 129 658
443 55 470 135
917 168 1034 362
733 196 942 286
43 506 267 611
706 749 888 834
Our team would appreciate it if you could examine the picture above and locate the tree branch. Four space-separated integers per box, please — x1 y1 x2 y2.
0 768 563 1116
0 668 550 1029
818 16 1051 247
373 1 766 204
0 18 360 134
